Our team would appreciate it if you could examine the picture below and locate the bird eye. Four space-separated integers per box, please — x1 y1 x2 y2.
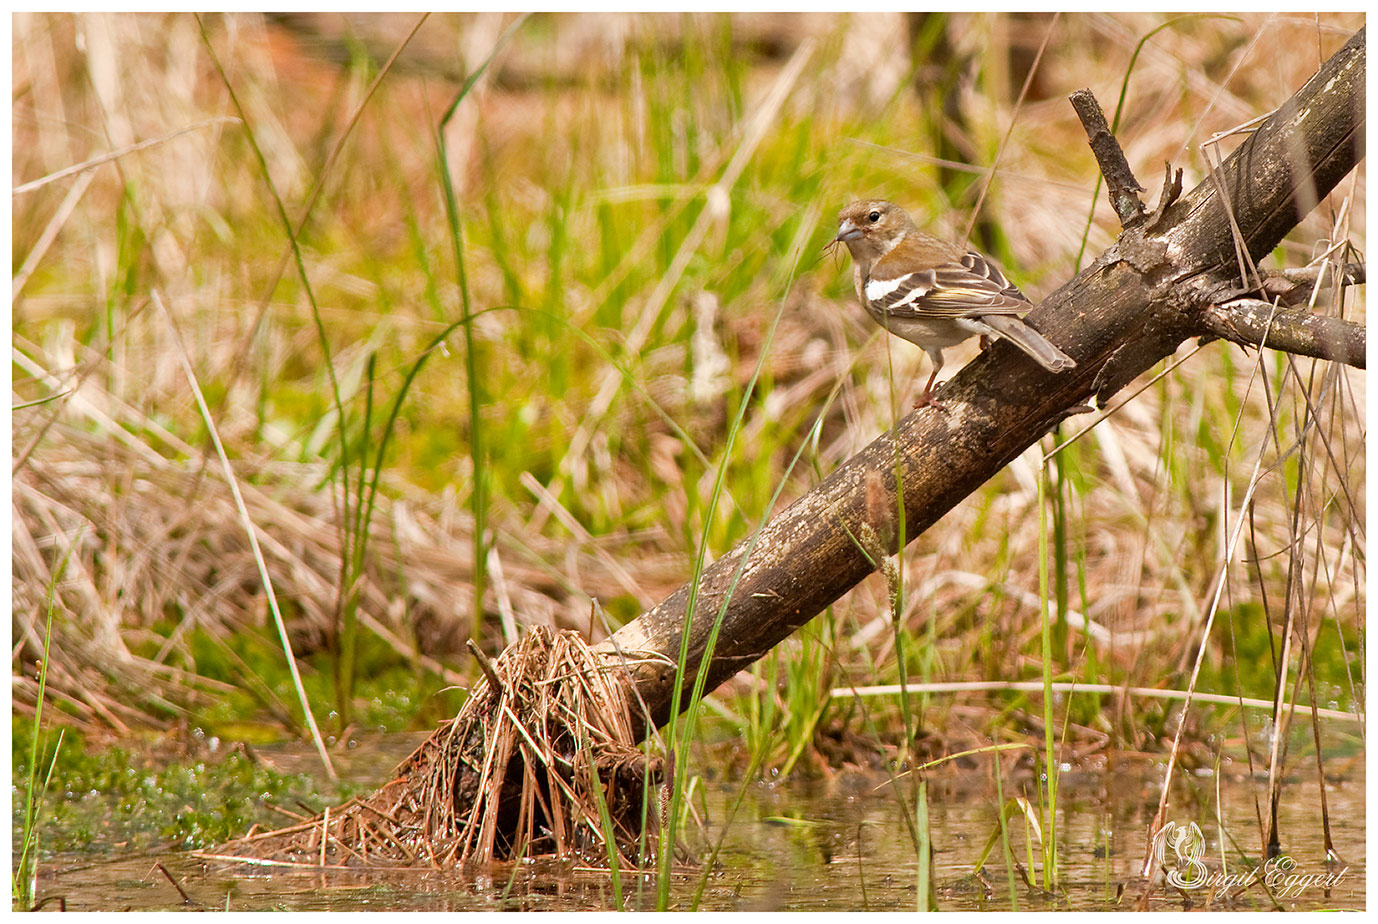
867 210 881 222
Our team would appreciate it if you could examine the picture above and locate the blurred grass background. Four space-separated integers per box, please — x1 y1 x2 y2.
12 12 1364 776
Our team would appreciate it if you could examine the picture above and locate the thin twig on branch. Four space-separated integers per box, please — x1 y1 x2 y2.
1255 262 1366 303
1201 299 1365 368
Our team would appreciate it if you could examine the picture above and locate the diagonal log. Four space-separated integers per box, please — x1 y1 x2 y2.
598 27 1365 737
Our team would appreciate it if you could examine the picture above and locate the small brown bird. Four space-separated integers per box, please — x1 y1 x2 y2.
833 199 1075 409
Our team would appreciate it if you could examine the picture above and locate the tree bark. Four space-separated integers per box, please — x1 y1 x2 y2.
598 28 1365 737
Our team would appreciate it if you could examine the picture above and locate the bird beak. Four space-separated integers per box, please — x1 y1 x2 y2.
834 219 861 243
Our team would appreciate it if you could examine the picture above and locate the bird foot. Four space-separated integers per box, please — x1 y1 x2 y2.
913 391 949 411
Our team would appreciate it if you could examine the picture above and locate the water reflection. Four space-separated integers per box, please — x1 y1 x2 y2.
36 749 1363 911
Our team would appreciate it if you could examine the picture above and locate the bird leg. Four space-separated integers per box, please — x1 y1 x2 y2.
913 363 948 410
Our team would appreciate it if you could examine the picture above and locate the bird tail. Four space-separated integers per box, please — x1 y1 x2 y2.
979 314 1076 372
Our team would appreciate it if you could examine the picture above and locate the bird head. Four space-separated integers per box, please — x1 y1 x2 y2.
833 199 917 265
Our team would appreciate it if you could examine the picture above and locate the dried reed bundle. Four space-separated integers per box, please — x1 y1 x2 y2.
203 626 661 868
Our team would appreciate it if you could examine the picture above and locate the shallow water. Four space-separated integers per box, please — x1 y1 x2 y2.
30 739 1364 911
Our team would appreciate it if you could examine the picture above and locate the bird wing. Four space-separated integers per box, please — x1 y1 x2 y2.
865 251 1032 319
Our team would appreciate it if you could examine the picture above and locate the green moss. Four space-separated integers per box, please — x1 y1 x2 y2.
11 718 339 856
